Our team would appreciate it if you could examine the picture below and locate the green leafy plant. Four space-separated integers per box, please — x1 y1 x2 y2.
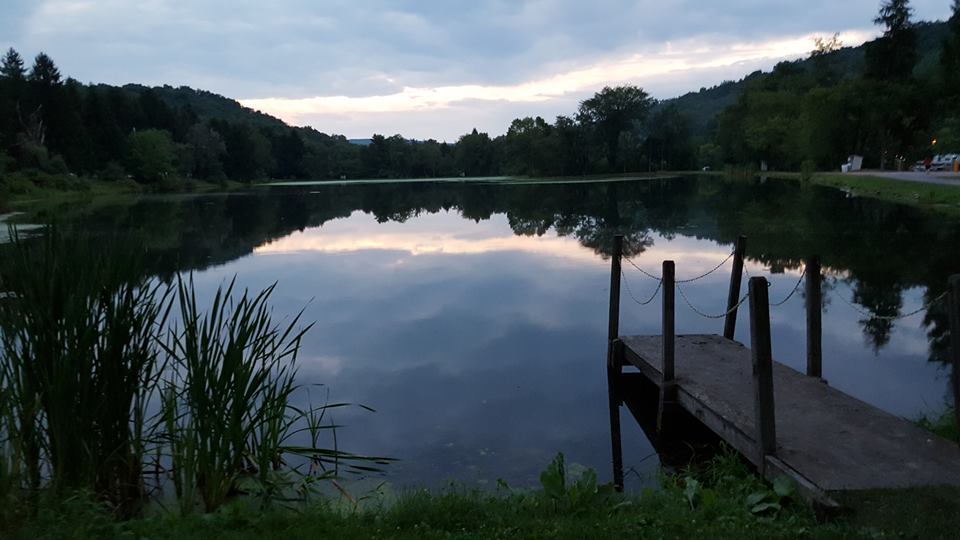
538 452 613 512
745 475 794 516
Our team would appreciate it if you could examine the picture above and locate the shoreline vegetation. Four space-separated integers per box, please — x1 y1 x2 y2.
4 168 960 216
8 450 960 539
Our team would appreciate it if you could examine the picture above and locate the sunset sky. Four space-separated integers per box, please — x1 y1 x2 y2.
1 1 953 140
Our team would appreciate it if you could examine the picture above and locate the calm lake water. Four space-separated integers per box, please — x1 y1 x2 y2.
24 175 960 491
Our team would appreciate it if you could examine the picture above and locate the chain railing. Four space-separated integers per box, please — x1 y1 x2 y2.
677 250 735 284
622 248 736 284
620 269 662 306
676 282 750 320
623 249 949 321
833 289 949 321
768 267 807 307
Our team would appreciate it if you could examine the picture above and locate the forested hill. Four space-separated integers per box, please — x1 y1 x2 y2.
121 84 288 130
663 20 950 140
1 5 958 188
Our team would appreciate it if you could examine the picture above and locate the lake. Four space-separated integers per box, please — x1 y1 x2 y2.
21 175 960 491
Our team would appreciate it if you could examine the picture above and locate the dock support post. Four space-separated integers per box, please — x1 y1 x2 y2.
606 235 624 490
949 275 960 436
723 236 747 340
657 261 676 434
749 277 777 471
805 256 822 379
662 261 676 383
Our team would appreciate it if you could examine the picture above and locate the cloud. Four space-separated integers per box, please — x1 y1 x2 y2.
240 29 874 117
2 1 952 139
238 29 881 139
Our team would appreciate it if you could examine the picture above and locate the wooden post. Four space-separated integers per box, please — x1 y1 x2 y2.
657 260 677 434
662 260 676 383
805 256 822 378
949 275 960 436
606 235 625 490
723 236 747 340
749 277 777 470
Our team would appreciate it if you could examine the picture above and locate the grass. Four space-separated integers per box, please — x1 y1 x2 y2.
918 408 959 443
766 171 960 212
0 170 246 211
7 449 945 540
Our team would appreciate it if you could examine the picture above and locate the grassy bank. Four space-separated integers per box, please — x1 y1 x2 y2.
766 171 960 212
0 170 246 211
9 450 957 539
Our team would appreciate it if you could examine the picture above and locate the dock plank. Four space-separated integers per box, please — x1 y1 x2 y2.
619 334 960 491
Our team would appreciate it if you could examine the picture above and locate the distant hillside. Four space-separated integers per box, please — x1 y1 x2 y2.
121 84 289 129
663 20 950 141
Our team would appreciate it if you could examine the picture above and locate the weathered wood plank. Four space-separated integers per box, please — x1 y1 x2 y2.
619 334 960 491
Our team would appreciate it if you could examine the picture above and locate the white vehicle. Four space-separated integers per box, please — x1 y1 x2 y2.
931 154 959 171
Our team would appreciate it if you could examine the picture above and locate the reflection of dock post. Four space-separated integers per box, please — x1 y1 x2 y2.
749 277 777 472
805 256 822 378
607 235 625 490
950 275 960 436
657 261 676 433
723 236 747 339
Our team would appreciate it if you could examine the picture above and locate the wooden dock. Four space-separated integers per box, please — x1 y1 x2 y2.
605 235 960 507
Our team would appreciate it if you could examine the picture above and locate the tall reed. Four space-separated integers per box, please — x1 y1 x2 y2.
0 227 168 514
161 276 310 513
0 227 390 519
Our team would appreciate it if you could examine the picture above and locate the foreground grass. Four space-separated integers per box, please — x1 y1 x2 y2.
9 450 953 540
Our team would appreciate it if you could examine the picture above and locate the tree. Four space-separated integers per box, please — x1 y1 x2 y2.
864 0 916 81
643 105 694 171
941 1 960 90
28 52 62 86
0 48 25 79
502 116 555 175
811 33 843 84
274 129 305 178
577 85 653 170
126 129 177 183
184 123 226 178
454 128 496 177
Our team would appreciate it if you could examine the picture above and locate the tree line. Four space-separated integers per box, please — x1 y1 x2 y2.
1 0 958 185
0 51 671 184
713 0 960 171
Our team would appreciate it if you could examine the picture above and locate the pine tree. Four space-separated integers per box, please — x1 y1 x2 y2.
941 1 960 89
28 52 62 86
0 48 26 79
865 0 917 80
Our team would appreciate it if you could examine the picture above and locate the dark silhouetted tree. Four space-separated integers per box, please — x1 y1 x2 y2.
941 1 960 90
865 0 916 80
577 85 653 170
28 52 62 86
1 48 26 79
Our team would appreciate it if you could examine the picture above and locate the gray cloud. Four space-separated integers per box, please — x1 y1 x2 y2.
1 1 953 139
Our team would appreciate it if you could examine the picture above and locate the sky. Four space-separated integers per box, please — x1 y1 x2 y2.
0 1 954 141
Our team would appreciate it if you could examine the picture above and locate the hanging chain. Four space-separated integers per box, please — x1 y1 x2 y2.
833 289 948 321
676 283 750 320
676 250 736 284
621 269 662 306
768 267 807 307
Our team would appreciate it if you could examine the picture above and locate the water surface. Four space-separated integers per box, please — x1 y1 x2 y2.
30 176 960 490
